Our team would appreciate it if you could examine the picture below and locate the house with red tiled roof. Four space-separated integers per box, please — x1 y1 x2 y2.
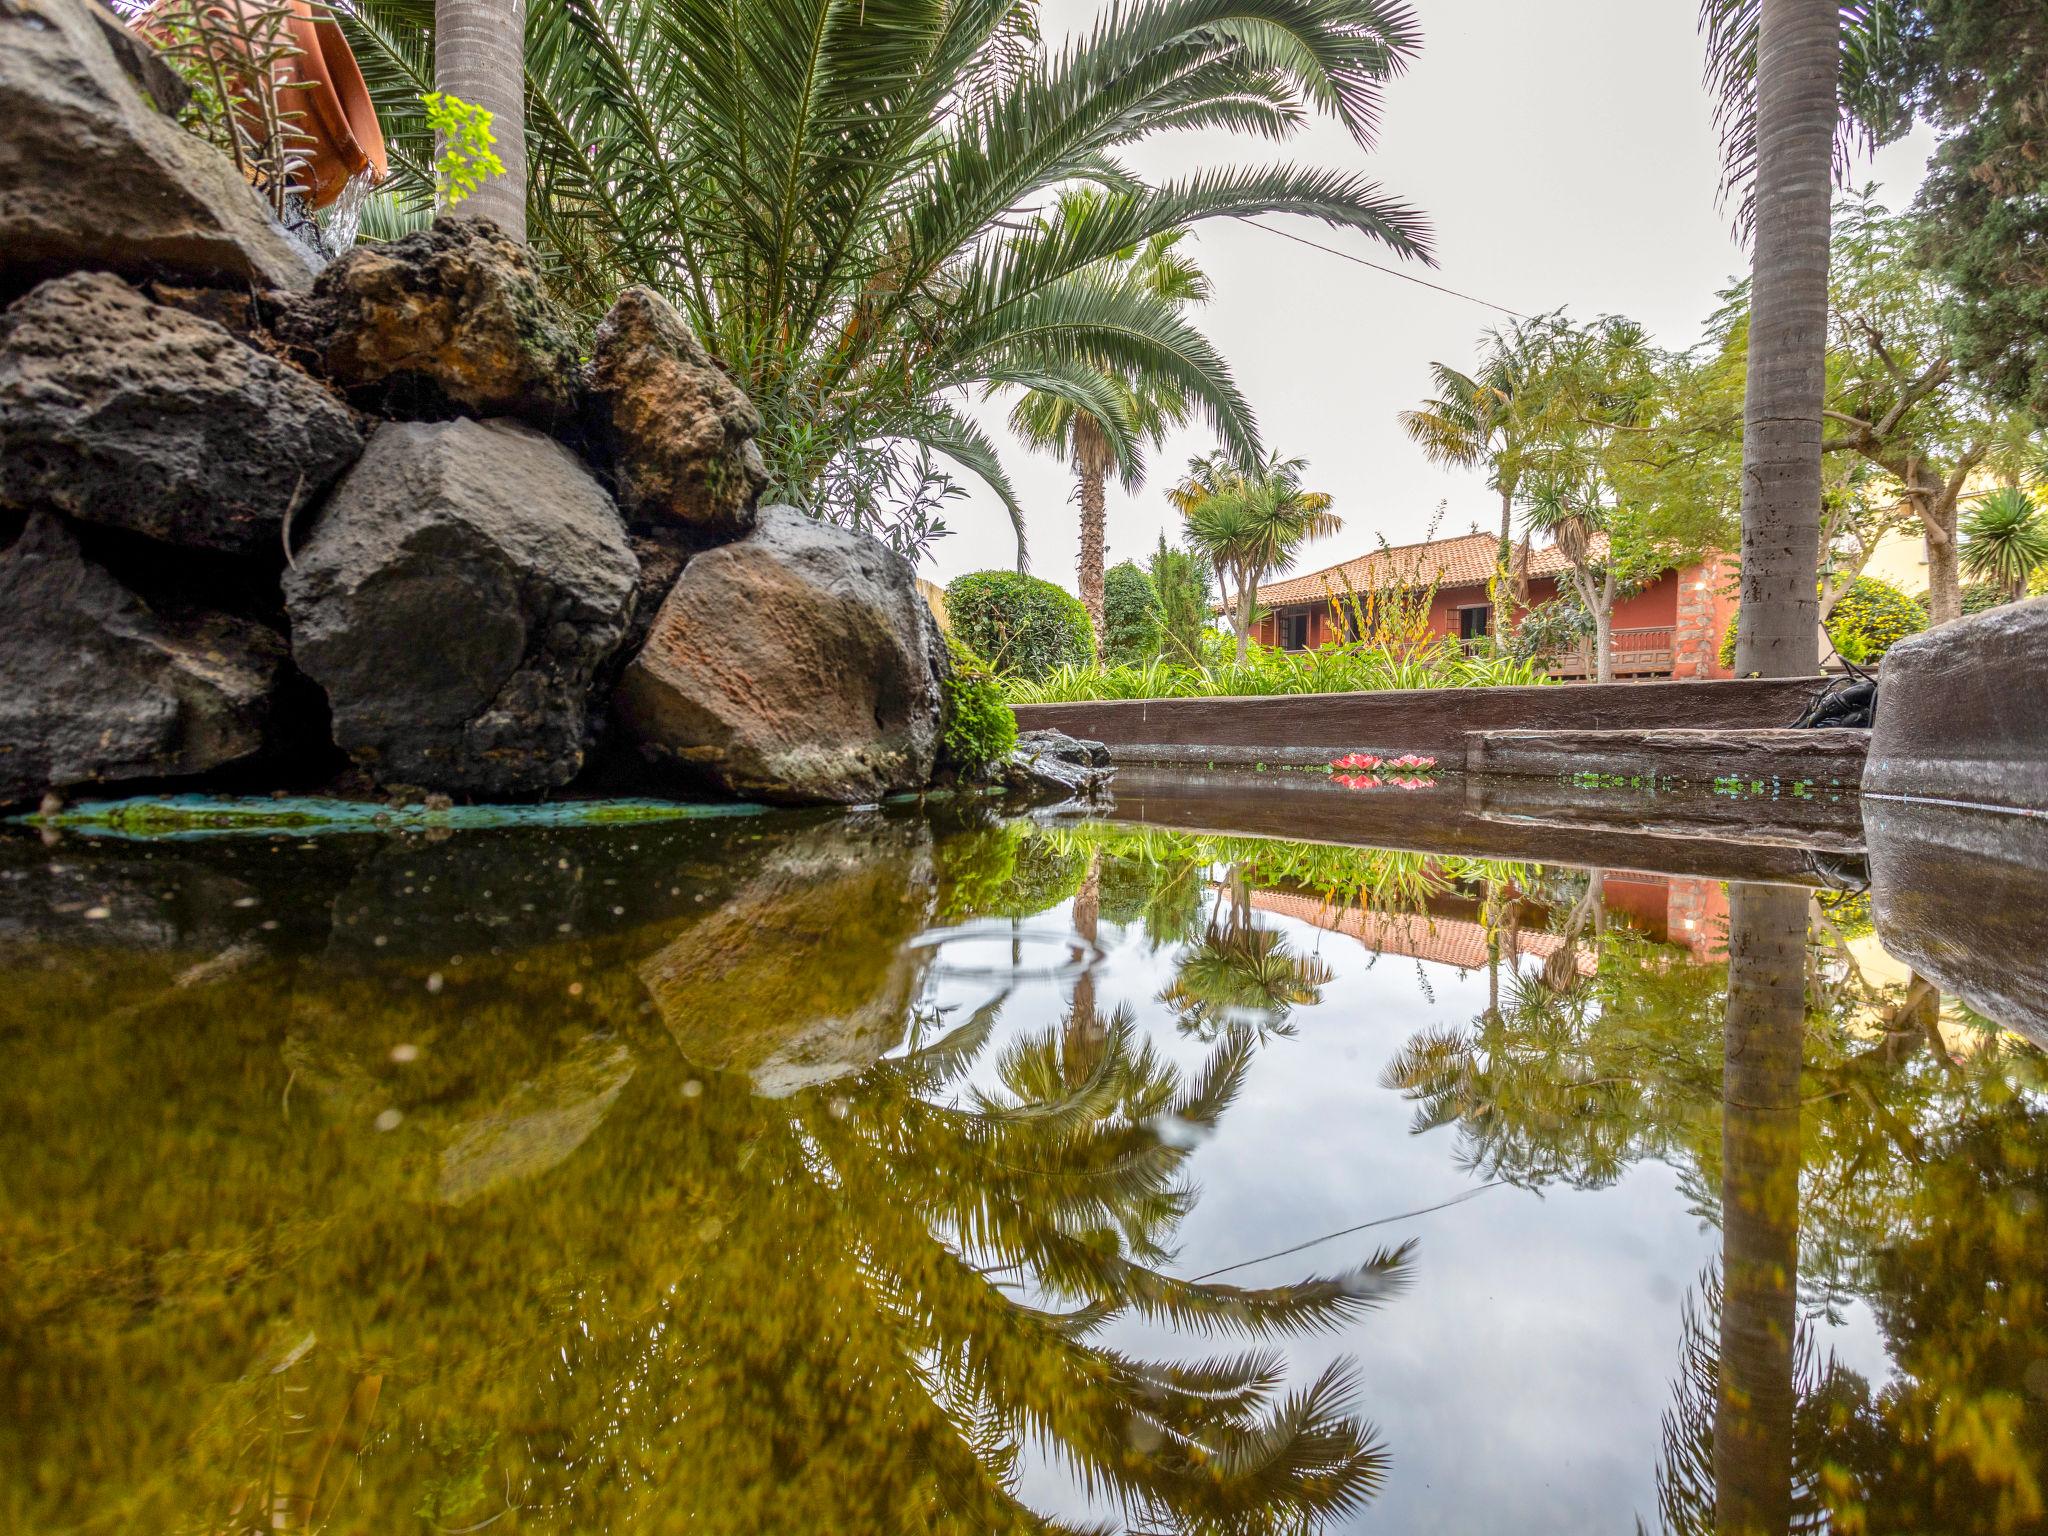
1249 530 1738 681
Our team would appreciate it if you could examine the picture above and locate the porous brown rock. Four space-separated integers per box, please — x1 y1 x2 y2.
613 506 944 804
586 286 767 538
0 0 319 294
284 419 638 795
0 273 362 557
275 218 581 424
0 514 285 804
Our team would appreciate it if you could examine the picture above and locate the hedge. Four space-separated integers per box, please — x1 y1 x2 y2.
945 570 1096 680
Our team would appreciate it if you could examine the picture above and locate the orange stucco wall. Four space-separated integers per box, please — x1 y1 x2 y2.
1254 557 1736 680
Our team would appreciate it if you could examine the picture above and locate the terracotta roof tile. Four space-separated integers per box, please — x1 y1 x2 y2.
1254 531 1580 609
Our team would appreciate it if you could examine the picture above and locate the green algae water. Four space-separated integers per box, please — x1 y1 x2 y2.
2 789 2043 1534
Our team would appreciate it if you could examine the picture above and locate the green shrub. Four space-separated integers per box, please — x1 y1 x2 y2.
1002 635 1549 703
939 639 1018 771
945 570 1095 680
1828 576 1925 659
1102 561 1161 666
1719 613 1741 670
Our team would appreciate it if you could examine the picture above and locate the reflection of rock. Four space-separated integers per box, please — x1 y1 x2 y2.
1866 799 2048 1049
274 219 579 423
0 515 284 804
1864 598 2048 814
0 273 362 556
585 287 767 540
0 0 319 294
285 419 637 794
615 507 944 804
639 818 934 1096
438 1037 636 1205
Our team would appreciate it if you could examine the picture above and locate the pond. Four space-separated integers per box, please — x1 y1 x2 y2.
2 782 2043 1535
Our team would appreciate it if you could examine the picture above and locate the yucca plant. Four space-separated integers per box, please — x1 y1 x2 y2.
1960 486 2048 602
342 0 1433 559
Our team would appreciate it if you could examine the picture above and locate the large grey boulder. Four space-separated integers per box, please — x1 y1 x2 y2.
0 0 318 293
0 514 284 804
613 505 944 804
585 286 767 540
285 419 638 794
0 273 362 556
1863 598 2048 814
275 218 581 424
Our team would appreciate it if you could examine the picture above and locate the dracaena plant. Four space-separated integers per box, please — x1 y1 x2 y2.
342 0 1433 561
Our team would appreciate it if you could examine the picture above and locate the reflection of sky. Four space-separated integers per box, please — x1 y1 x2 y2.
925 886 1832 1534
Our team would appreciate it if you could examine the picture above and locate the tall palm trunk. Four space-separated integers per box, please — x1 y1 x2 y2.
1733 0 1838 679
1077 461 1108 650
1714 882 1807 1536
436 0 526 240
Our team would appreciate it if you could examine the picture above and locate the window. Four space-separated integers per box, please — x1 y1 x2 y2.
1279 612 1311 649
1458 605 1491 641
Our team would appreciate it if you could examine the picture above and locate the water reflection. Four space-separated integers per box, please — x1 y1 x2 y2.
2 808 2044 1533
1 811 1409 1534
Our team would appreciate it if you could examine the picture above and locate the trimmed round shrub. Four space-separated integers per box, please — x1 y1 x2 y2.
945 570 1095 679
1102 560 1161 666
939 638 1018 772
1828 576 1925 660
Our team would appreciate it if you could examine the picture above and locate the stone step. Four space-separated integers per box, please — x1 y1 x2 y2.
1464 727 1869 792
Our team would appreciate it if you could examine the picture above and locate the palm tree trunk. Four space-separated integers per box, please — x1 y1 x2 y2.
1714 883 1807 1536
1078 461 1108 652
436 0 527 241
1235 578 1255 663
1733 0 1838 680
1593 599 1614 686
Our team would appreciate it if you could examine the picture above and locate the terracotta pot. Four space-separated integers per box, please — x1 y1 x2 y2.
142 0 388 208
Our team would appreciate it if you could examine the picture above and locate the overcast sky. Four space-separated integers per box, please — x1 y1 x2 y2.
922 0 1936 591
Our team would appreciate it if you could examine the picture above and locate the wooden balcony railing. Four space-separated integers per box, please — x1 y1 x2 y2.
1547 625 1676 680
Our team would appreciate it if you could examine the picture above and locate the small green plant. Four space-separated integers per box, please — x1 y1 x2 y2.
945 571 1095 681
939 639 1018 772
422 91 507 206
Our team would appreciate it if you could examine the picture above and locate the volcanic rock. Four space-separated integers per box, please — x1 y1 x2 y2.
275 217 581 424
0 272 362 556
0 514 284 804
284 419 637 794
585 286 767 539
0 0 318 294
613 505 944 804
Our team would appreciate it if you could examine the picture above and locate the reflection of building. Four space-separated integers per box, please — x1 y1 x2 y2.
1251 889 1598 977
1252 869 1730 970
1248 531 1739 681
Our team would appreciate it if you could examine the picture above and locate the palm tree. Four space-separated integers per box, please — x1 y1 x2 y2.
1010 197 1208 644
1700 1 1909 677
1175 452 1341 661
347 0 1433 562
1399 316 1561 596
434 0 526 238
1960 486 2048 602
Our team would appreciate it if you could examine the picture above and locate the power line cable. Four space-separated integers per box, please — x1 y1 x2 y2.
1233 218 1528 319
1189 1180 1506 1282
